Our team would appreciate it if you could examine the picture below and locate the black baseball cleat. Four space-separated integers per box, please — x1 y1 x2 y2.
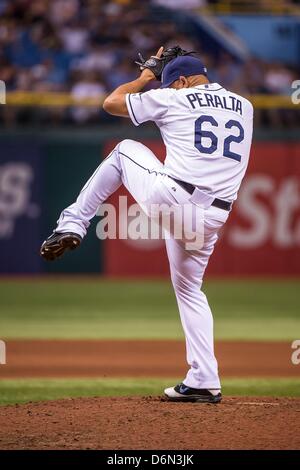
40 231 82 261
164 383 222 403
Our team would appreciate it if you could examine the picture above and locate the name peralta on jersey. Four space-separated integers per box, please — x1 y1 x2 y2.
126 83 253 202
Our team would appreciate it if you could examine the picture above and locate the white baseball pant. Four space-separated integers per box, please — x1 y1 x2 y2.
56 139 229 389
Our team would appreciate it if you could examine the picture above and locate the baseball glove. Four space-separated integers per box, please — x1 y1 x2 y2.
135 45 197 81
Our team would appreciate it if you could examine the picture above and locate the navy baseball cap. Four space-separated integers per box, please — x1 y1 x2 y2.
161 55 207 88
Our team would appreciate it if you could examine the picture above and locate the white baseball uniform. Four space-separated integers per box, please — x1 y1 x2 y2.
57 82 253 389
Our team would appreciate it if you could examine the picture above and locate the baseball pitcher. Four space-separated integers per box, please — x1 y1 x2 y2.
41 46 253 403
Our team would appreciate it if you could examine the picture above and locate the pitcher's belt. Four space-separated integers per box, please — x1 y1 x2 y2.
170 177 232 212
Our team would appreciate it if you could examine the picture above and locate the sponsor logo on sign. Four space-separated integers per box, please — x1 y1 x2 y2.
0 163 40 238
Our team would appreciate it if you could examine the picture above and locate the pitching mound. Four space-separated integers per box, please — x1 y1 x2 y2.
0 396 299 450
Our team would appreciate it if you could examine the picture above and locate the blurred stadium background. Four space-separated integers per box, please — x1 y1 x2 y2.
0 0 299 404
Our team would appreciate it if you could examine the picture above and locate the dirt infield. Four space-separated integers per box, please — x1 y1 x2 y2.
0 339 297 378
0 396 299 450
1 339 299 450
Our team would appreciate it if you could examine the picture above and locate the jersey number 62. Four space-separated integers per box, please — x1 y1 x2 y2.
194 115 244 162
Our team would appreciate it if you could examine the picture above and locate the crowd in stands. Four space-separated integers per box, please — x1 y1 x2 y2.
0 0 298 127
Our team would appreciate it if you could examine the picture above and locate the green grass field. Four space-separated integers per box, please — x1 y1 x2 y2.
0 278 299 340
0 378 299 406
0 278 299 404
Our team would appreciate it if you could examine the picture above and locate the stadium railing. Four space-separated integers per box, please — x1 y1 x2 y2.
202 0 300 15
4 91 299 110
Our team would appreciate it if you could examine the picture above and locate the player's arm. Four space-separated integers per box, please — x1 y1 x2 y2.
103 47 163 117
102 69 155 117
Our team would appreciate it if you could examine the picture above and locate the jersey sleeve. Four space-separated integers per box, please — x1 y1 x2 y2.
125 88 171 127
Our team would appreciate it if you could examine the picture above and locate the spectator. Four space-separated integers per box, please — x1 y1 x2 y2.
72 43 117 73
106 58 136 90
152 0 206 9
49 0 80 26
264 63 295 95
31 58 67 91
70 70 106 123
59 20 90 54
0 0 298 127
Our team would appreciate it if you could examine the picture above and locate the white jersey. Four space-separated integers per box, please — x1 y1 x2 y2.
126 83 253 202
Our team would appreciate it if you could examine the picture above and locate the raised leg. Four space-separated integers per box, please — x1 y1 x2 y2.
56 139 164 237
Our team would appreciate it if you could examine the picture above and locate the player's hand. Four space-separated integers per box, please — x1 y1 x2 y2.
136 45 195 82
153 46 164 59
139 47 164 81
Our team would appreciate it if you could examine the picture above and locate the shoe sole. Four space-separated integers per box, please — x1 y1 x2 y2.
164 394 222 404
40 234 81 261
